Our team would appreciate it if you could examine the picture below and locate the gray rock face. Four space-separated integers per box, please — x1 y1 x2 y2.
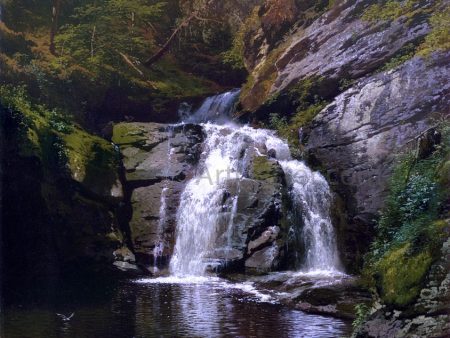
129 180 184 262
303 52 450 267
271 0 434 94
239 0 444 112
306 52 449 220
113 123 204 265
113 122 203 183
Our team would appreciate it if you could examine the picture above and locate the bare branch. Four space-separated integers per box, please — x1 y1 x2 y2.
118 51 144 76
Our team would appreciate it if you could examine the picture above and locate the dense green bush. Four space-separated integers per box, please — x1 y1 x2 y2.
362 120 450 308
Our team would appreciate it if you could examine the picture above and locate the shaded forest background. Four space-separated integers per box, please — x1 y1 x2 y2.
0 0 259 131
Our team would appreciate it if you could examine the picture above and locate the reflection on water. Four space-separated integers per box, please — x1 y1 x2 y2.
4 278 351 338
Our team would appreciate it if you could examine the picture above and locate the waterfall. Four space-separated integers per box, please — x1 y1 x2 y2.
281 161 341 272
169 91 341 276
153 127 175 269
180 89 241 124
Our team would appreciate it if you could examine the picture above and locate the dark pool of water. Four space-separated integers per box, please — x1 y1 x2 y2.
3 276 351 338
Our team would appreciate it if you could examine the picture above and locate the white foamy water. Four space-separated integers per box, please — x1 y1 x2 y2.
169 123 290 276
281 160 342 273
135 276 276 304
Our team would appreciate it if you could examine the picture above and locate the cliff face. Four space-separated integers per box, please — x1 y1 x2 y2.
305 52 449 268
237 0 450 335
239 0 442 112
238 0 449 265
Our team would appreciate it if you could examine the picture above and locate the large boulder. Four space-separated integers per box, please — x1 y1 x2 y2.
211 155 287 273
112 122 204 266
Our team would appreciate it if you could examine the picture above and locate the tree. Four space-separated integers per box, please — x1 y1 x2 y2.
144 0 219 66
50 0 62 55
56 0 166 77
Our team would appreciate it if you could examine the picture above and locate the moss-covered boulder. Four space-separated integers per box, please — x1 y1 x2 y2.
374 244 434 308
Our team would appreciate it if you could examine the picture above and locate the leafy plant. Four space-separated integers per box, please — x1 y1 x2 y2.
49 110 73 134
379 43 418 72
352 304 370 331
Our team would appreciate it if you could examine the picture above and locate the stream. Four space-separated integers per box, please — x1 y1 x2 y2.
4 276 351 338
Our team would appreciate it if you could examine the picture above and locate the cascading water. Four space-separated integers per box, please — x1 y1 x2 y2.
180 89 241 124
281 161 341 273
152 127 175 269
169 91 341 276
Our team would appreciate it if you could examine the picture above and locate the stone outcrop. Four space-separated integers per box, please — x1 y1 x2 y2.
1 103 133 298
239 0 440 112
219 156 286 273
112 122 204 267
356 235 450 338
113 122 293 273
303 52 450 269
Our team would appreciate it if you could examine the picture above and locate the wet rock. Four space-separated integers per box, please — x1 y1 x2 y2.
357 236 450 337
267 148 277 158
212 157 286 273
113 246 136 264
245 243 280 272
247 226 280 254
229 272 372 319
113 122 204 266
113 122 204 183
129 180 184 263
113 261 141 274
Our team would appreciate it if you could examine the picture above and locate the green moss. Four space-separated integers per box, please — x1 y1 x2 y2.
291 103 326 131
362 0 419 23
361 120 450 312
112 123 147 145
251 156 280 182
417 8 450 57
220 13 252 71
246 75 332 155
239 42 287 111
148 57 215 99
64 128 120 197
379 43 418 72
375 243 433 307
1 85 120 198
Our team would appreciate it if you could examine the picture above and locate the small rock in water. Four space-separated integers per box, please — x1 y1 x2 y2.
268 149 277 158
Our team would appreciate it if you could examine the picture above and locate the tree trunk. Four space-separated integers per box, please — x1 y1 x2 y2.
49 0 62 55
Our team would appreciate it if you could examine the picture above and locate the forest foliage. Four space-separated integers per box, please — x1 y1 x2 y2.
0 0 251 127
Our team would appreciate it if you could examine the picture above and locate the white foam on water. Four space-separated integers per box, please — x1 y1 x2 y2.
134 276 276 304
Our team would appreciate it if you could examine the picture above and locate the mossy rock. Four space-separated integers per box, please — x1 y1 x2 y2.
251 156 283 183
1 86 122 201
112 123 149 146
64 128 122 201
437 156 450 187
375 243 433 307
